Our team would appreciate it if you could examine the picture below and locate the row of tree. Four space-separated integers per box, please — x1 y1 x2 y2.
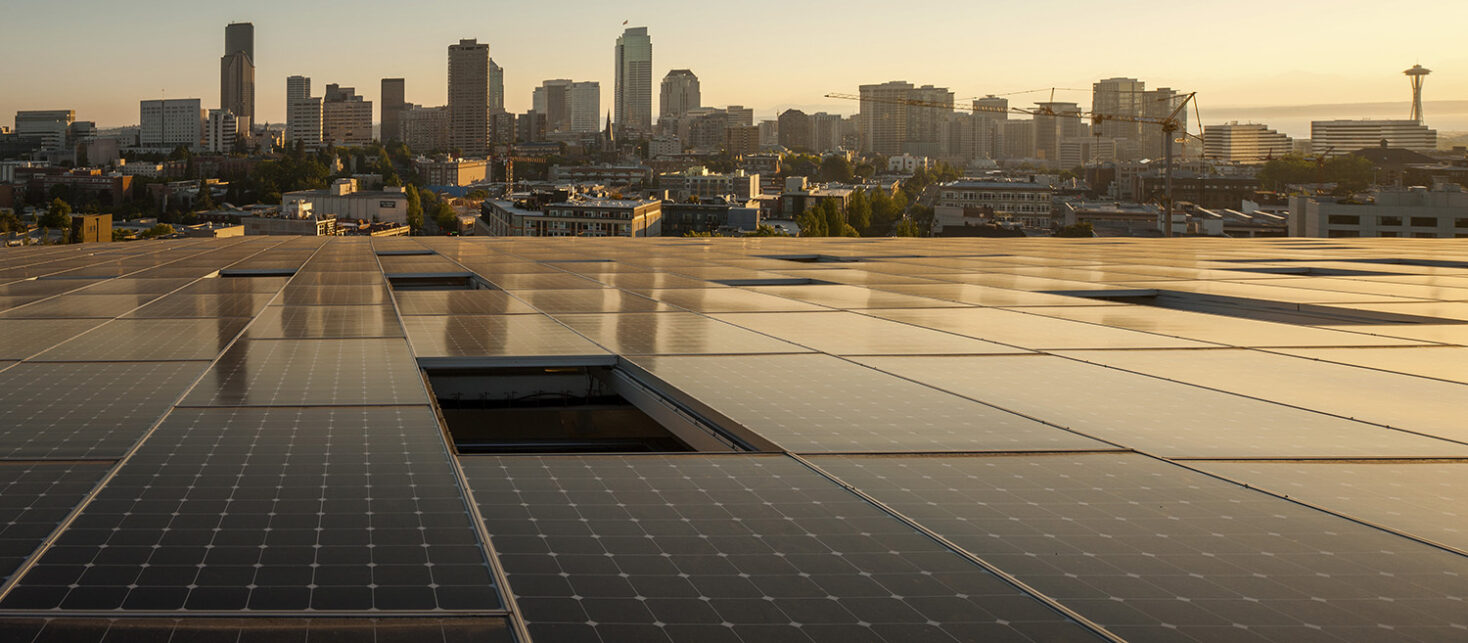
1257 156 1375 193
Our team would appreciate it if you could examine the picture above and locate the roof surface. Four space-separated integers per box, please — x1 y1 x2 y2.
0 236 1465 642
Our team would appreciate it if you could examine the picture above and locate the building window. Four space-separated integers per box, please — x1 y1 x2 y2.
1378 216 1402 226
1457 218 1468 229
1327 230 1360 238
1327 215 1360 226
1410 217 1438 228
1378 231 1399 237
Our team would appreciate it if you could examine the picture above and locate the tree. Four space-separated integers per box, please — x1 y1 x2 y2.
141 223 175 238
1055 222 1095 238
795 204 828 237
431 202 458 233
466 189 489 201
195 180 215 211
893 218 921 237
0 210 23 234
40 198 73 241
818 156 853 183
748 224 785 237
846 189 872 236
404 187 424 232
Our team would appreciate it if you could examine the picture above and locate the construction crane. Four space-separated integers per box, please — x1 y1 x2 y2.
826 90 1200 236
498 157 550 192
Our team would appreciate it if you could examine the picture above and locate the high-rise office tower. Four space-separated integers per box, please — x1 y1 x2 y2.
974 96 1009 159
14 110 75 151
285 76 321 146
1034 102 1083 165
322 84 372 146
381 78 406 143
490 60 505 114
220 23 255 140
569 82 601 134
536 79 574 133
859 81 914 155
615 27 653 137
660 70 701 120
448 39 492 155
778 109 811 150
1091 77 1148 159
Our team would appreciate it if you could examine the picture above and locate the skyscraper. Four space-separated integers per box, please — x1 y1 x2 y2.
381 79 406 143
448 39 492 155
1092 77 1146 159
490 60 505 114
285 76 321 147
322 84 372 146
660 70 701 121
859 81 914 155
1034 102 1083 165
220 23 254 140
570 82 601 134
615 27 653 137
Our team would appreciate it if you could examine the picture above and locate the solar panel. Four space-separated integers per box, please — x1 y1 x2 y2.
1 406 500 613
868 308 1214 350
34 318 250 362
0 295 161 319
637 289 829 313
181 339 429 407
512 289 673 314
278 284 394 306
851 355 1468 458
0 319 106 360
461 455 1103 642
0 362 207 459
0 617 516 643
814 453 1468 641
1058 348 1468 444
403 315 609 360
393 291 538 316
1004 305 1425 348
245 305 405 339
125 293 276 319
0 462 109 585
715 312 1029 356
557 313 810 356
629 355 1110 453
1193 461 1468 552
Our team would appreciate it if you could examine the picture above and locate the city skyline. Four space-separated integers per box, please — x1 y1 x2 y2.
2 0 1467 136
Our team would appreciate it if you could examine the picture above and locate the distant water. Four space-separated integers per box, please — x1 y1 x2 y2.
1203 100 1468 141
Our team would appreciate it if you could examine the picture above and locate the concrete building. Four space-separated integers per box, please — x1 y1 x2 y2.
1143 88 1189 159
1203 123 1294 163
1003 119 1036 159
659 167 760 201
758 121 779 148
778 110 811 151
905 85 953 158
448 39 492 155
724 106 755 128
283 178 409 225
140 99 204 151
415 157 490 187
1092 78 1146 159
809 113 843 153
660 70 700 122
933 180 1054 231
381 79 406 143
482 196 662 237
615 27 654 137
13 110 74 151
1290 184 1468 238
1311 120 1438 156
204 109 237 154
661 198 761 236
67 214 112 244
220 23 254 140
859 81 913 155
402 105 450 153
724 126 760 157
322 85 372 146
1034 102 1083 166
534 80 600 134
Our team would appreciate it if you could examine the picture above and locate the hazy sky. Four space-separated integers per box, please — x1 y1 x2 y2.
3 0 1467 136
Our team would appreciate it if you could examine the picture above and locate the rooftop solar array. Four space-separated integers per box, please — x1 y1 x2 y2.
0 236 1465 642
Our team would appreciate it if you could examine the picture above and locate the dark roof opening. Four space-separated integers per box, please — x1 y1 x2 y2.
388 273 495 291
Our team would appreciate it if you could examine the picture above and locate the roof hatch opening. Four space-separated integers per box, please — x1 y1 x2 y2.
424 365 749 454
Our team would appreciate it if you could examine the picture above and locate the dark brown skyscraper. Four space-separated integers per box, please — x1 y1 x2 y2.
220 22 255 140
381 78 406 143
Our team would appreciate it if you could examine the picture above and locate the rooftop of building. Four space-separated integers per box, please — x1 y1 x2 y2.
0 237 1466 640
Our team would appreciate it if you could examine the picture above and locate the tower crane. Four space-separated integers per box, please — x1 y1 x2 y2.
826 91 1200 236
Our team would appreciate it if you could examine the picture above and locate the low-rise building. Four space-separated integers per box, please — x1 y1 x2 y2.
933 180 1054 231
282 178 409 225
415 157 490 187
1311 120 1437 157
778 177 856 218
1289 184 1468 238
482 195 662 237
1203 123 1293 163
548 165 652 186
658 167 760 201
661 198 761 236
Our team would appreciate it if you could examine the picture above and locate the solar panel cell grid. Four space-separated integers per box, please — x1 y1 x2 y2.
182 339 429 407
814 454 1468 641
461 455 1103 643
0 406 500 613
